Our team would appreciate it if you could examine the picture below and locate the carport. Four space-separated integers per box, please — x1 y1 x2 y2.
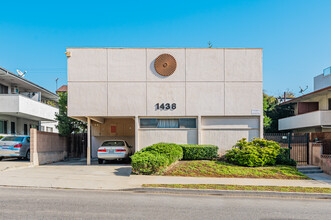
73 117 138 165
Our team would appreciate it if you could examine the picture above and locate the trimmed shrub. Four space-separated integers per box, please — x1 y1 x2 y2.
141 143 183 165
180 144 219 160
0 136 3 140
276 148 297 166
225 138 281 167
131 151 169 175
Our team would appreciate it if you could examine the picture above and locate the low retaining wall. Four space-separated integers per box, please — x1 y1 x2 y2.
319 155 331 175
30 128 68 166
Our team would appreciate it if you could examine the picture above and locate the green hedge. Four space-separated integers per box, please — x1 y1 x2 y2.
131 151 169 175
276 148 297 166
225 138 281 167
141 143 183 165
131 143 183 174
179 144 218 160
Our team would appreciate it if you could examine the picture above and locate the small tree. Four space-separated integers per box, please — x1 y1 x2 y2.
55 92 86 136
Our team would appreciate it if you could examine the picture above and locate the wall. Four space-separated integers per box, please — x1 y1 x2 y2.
201 116 260 153
138 128 198 151
67 48 263 119
314 73 331 91
319 155 331 175
30 128 67 165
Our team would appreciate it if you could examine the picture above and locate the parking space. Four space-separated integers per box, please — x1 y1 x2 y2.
0 158 31 172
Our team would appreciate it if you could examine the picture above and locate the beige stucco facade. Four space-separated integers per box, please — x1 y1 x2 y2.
67 48 263 158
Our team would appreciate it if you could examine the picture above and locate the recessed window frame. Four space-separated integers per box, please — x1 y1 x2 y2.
139 118 197 129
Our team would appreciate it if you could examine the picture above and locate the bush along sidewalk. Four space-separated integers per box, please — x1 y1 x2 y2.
179 144 218 160
131 143 219 175
225 138 296 167
131 143 183 175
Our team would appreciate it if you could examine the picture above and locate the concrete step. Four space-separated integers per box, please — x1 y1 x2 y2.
299 170 324 174
297 166 323 174
297 166 320 170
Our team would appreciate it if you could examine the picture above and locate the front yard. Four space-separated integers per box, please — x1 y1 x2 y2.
163 161 309 179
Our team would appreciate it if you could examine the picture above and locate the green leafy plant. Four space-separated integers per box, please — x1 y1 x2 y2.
131 143 183 175
276 148 297 166
225 138 281 167
179 144 218 160
0 136 3 140
55 92 87 136
131 151 169 175
141 143 183 165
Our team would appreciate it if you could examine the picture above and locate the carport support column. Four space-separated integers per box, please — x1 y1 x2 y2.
135 116 139 152
87 117 91 165
198 115 202 145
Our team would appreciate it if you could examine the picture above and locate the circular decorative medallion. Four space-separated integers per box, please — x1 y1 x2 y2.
154 54 177 76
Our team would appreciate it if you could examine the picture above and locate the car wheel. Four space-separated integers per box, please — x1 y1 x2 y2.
26 150 30 161
98 159 104 164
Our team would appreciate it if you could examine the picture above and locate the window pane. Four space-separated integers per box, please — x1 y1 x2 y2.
157 119 179 128
0 121 3 133
179 119 196 128
140 119 158 128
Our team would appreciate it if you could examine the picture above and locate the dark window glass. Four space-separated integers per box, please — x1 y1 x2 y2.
1 136 24 142
140 119 158 128
24 124 28 135
102 141 125 146
11 122 15 134
0 84 8 94
4 121 7 134
329 99 331 110
26 137 30 143
0 121 4 133
179 119 197 128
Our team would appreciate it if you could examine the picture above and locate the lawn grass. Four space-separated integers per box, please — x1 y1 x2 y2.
163 161 309 179
142 184 331 194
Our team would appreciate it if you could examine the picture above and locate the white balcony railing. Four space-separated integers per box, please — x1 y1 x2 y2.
279 110 331 131
0 94 58 121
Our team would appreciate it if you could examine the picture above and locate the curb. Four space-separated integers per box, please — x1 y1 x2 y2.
123 187 331 199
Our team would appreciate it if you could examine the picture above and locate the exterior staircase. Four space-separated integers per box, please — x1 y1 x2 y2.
297 166 323 174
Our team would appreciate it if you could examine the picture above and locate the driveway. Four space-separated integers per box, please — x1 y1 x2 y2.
0 158 32 172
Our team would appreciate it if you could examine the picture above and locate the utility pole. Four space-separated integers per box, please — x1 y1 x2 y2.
55 78 59 92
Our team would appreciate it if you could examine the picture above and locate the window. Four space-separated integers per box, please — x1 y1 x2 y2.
24 124 28 135
102 141 125 146
1 136 24 142
11 122 15 134
0 121 4 134
26 137 30 143
0 83 8 94
329 98 331 110
140 118 197 128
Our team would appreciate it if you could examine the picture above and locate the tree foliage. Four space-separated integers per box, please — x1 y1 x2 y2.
263 92 295 133
55 92 86 136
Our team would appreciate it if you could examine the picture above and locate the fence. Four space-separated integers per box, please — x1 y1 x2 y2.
264 132 309 165
67 133 87 158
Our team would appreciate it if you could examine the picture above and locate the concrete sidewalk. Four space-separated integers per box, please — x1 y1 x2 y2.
0 160 330 190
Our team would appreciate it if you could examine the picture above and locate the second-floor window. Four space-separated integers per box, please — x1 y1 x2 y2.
0 83 8 94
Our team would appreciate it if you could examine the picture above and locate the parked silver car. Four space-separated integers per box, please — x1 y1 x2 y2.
0 136 30 161
97 140 133 164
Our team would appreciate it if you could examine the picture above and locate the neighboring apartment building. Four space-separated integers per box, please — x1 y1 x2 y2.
0 67 59 136
279 66 331 132
66 48 263 163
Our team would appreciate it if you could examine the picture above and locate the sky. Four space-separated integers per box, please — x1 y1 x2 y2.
1 0 330 96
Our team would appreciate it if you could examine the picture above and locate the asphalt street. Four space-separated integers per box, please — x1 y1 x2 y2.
0 187 330 220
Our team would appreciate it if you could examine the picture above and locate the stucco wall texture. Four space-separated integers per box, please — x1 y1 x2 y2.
67 48 263 154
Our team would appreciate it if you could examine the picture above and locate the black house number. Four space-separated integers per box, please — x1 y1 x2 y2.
155 103 176 110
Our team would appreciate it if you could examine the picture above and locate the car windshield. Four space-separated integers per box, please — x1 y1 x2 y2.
102 141 125 146
1 137 24 142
